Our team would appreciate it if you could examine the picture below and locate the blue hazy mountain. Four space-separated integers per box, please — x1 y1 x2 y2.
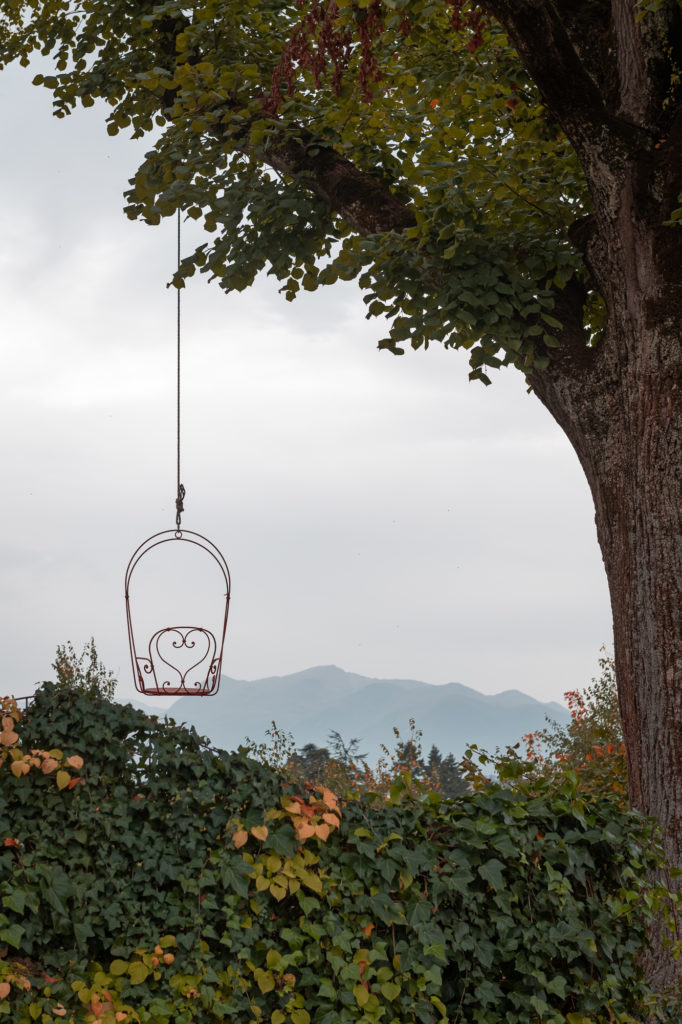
133 665 570 763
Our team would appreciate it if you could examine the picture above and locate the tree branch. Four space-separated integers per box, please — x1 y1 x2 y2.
481 0 634 155
256 128 416 236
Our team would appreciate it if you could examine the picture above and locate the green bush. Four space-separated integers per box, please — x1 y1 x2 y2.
0 677 677 1023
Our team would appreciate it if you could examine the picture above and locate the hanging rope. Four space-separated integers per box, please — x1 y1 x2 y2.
175 209 185 532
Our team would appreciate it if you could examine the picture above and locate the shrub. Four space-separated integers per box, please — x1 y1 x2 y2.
1 670 678 1023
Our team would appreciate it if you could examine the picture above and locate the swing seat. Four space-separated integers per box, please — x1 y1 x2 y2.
125 529 230 697
136 626 220 697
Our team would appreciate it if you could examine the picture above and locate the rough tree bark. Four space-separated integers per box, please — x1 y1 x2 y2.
493 0 682 990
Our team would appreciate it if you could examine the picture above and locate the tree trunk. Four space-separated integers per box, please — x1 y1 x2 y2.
530 208 682 992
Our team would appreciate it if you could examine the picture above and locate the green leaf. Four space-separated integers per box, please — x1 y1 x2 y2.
0 923 24 948
478 858 505 890
381 981 400 1001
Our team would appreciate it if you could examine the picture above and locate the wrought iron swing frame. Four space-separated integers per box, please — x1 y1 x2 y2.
124 212 231 697
125 529 230 697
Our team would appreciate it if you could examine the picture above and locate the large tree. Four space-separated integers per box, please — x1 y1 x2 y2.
1 0 681 985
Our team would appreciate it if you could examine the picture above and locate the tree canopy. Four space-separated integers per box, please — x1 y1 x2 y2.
1 0 608 382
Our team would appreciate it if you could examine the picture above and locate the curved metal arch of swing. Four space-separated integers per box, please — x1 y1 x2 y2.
125 530 231 697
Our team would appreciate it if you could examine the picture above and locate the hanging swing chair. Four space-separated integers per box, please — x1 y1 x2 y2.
124 212 230 697
125 528 230 697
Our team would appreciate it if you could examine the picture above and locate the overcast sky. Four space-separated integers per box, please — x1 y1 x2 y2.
0 62 613 708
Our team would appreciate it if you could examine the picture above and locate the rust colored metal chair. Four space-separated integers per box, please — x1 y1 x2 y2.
125 529 230 697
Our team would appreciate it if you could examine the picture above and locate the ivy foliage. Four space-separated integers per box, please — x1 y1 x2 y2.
1 671 679 1023
0 0 594 381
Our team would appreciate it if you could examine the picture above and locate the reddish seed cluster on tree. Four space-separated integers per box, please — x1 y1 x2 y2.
266 0 353 113
266 0 391 113
444 0 485 51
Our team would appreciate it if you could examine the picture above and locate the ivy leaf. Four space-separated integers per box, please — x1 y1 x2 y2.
0 923 24 948
478 858 506 890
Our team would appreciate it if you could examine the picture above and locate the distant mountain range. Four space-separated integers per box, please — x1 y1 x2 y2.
132 666 569 764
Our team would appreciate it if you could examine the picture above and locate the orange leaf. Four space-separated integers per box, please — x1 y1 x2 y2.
251 825 268 842
68 776 83 790
163 953 175 965
3 837 20 848
52 1005 67 1018
295 821 315 840
322 813 340 828
65 755 84 770
115 1014 128 1022
41 757 59 775
363 923 375 937
0 981 10 999
314 823 330 841
232 829 249 849
430 98 439 107
10 760 29 778
91 1000 103 1018
319 787 339 811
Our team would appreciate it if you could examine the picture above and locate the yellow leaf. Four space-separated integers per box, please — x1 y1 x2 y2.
251 825 268 842
269 883 287 901
254 969 275 994
354 984 369 1007
301 870 322 894
255 875 270 892
66 755 84 770
10 760 29 778
272 1012 286 1024
266 949 281 969
56 770 70 791
128 962 149 985
233 829 249 849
